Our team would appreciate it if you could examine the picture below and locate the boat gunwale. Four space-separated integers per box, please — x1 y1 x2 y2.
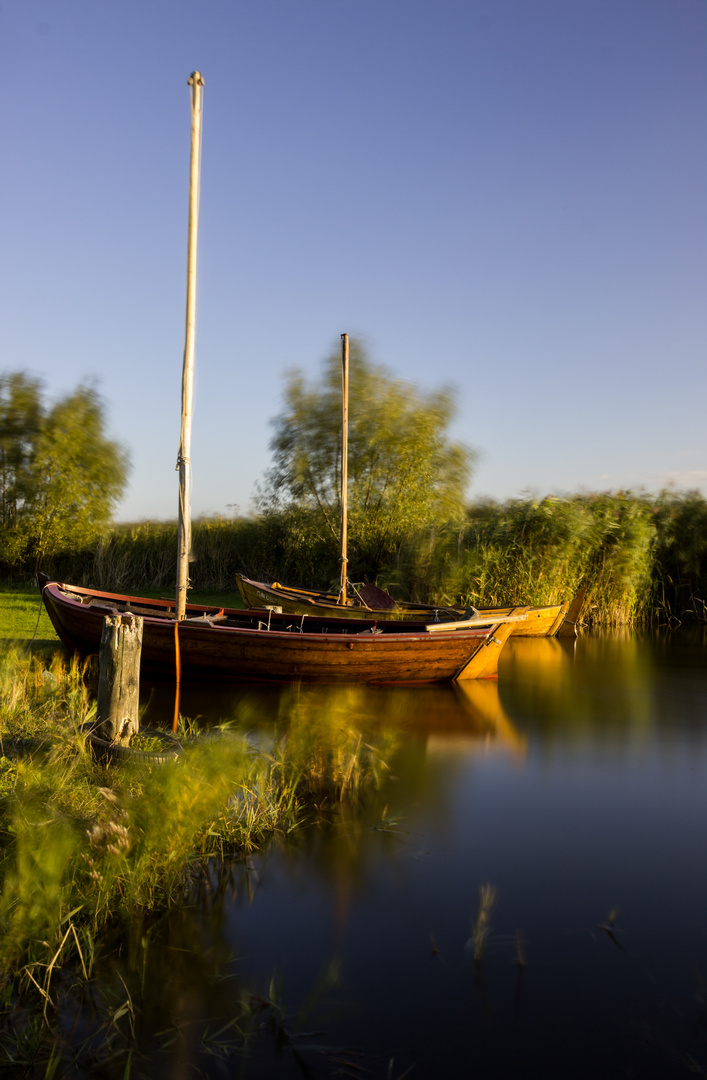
41 581 502 643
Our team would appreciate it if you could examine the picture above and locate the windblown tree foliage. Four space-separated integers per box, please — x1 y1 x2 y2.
0 374 42 554
259 339 475 583
0 373 129 573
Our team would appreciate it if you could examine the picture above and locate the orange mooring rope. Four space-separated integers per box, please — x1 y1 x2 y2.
172 619 182 733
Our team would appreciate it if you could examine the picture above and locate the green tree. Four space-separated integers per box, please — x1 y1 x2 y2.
0 374 129 572
260 339 475 582
0 373 42 533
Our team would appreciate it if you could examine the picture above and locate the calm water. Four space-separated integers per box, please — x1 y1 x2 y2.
118 631 707 1078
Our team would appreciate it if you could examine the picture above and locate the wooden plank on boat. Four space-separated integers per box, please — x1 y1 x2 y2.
425 609 529 633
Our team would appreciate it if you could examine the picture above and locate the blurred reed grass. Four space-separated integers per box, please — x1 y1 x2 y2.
0 650 398 1069
1 489 705 626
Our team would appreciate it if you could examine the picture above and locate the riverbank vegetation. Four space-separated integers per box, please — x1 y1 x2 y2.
2 488 704 627
0 650 396 1074
2 355 704 627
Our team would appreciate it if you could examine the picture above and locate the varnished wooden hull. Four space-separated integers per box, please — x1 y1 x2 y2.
236 575 576 637
39 579 525 684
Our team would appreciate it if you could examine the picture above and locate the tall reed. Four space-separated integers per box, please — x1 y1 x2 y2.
393 492 660 626
270 685 398 803
650 490 707 623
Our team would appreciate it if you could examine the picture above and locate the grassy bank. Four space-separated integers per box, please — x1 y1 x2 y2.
2 489 705 626
0 584 244 648
0 649 394 1073
0 582 61 645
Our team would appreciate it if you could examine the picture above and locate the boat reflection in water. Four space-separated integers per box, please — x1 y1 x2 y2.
139 672 527 762
501 634 577 678
407 679 527 761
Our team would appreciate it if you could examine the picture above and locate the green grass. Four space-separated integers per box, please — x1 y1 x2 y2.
0 583 59 644
0 583 244 645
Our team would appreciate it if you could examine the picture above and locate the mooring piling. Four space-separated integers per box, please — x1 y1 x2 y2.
96 614 143 743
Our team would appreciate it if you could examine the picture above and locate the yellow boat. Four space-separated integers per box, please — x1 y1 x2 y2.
236 575 585 638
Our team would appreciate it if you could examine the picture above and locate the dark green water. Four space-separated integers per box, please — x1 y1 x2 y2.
109 630 707 1078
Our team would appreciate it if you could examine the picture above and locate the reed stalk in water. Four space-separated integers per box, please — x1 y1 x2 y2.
472 883 497 963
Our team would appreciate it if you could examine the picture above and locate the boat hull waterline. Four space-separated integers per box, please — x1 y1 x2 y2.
39 579 528 684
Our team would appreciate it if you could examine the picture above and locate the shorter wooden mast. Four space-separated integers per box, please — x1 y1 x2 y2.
176 71 204 621
339 333 349 605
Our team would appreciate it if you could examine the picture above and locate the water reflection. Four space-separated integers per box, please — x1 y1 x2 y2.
432 680 527 759
140 671 528 759
500 629 707 753
139 629 707 765
95 631 707 1079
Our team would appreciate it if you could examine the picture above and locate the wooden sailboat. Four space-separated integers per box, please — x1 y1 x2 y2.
39 74 530 684
38 577 529 684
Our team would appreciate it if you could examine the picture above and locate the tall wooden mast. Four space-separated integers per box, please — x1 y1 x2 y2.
339 332 349 605
176 71 204 621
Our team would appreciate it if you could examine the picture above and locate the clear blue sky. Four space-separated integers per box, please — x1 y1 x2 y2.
3 0 705 520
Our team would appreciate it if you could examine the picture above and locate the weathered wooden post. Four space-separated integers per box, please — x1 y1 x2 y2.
96 615 143 743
